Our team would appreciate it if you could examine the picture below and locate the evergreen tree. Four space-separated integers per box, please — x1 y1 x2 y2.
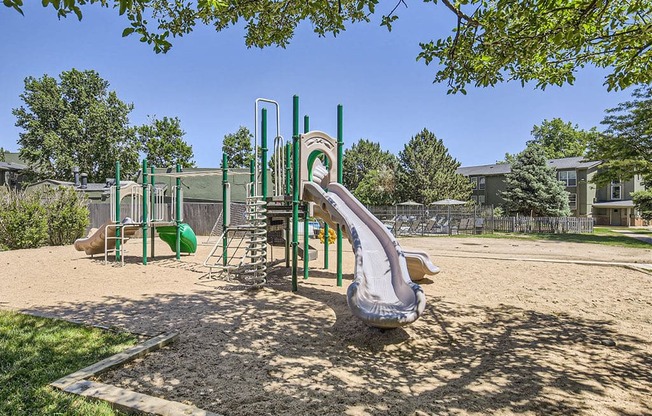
397 128 471 205
500 144 570 217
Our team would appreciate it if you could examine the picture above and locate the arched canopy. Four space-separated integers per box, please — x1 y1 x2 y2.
299 131 337 199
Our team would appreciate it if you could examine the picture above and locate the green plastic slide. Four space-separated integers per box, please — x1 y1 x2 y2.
156 223 197 254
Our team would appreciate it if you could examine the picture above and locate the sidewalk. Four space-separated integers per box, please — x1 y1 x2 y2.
611 229 652 245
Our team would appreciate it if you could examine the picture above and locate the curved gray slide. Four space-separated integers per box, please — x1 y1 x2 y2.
303 181 426 328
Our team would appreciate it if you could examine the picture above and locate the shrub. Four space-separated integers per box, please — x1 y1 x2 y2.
42 186 90 245
0 188 48 249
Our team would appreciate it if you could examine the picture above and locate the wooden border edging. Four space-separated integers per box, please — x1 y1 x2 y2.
51 332 179 390
62 380 221 416
50 331 220 415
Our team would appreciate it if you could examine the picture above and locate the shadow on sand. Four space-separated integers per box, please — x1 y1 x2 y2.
22 267 652 416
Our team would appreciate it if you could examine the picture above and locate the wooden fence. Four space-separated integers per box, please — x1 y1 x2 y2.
490 217 593 234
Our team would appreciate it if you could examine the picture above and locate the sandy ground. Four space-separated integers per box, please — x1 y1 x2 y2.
1 235 652 415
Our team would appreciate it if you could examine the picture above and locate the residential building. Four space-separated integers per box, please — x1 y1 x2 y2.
0 151 28 190
457 156 646 226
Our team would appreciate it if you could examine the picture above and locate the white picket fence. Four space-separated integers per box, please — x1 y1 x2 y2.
491 217 593 234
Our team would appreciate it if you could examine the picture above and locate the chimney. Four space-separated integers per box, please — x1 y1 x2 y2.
80 173 88 189
73 166 80 187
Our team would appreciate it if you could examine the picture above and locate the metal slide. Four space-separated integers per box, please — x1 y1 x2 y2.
303 182 427 328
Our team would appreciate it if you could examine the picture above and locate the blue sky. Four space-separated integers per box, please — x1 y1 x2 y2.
0 2 634 168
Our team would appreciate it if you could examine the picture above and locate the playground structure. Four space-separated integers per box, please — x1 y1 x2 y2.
74 96 438 328
74 162 199 265
203 96 439 328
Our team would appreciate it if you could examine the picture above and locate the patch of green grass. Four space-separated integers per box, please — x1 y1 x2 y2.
451 227 652 249
0 310 137 416
528 231 651 249
594 227 652 236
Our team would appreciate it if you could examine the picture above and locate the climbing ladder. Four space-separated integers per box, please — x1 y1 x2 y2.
203 184 267 286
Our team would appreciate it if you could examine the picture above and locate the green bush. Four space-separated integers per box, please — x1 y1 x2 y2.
0 188 48 249
42 186 90 246
0 186 90 249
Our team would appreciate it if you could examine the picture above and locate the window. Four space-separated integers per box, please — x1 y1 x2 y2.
478 176 486 190
558 170 577 187
611 181 622 200
470 177 478 190
471 195 478 203
478 195 486 204
568 193 577 210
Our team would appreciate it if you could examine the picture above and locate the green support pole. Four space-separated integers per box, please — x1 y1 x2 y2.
150 165 155 259
285 143 291 196
250 159 255 195
303 115 310 280
336 104 343 287
222 155 229 267
323 157 330 269
142 159 148 265
284 142 291 268
261 108 269 199
115 161 121 262
291 95 300 292
175 163 181 260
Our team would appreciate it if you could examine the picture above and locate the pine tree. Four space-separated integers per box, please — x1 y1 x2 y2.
397 128 471 204
500 144 570 217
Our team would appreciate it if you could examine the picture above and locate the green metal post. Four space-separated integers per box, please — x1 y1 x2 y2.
323 157 330 269
150 165 155 259
303 115 310 280
284 142 291 268
115 161 121 262
336 104 344 287
175 163 181 260
261 108 269 198
250 159 255 196
285 143 291 196
222 155 228 267
291 95 300 292
142 159 148 265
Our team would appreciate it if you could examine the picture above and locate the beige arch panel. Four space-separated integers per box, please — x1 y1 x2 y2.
299 130 338 199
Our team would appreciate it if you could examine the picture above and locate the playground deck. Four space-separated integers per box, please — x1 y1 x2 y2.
1 236 651 415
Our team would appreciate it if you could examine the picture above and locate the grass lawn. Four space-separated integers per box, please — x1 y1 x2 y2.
452 227 652 250
0 310 137 416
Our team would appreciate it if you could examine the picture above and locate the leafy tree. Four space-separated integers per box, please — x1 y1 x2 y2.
342 139 397 192
0 148 5 162
500 118 598 163
354 166 397 206
222 126 253 168
397 128 471 205
499 144 570 217
6 1 650 92
586 86 652 186
138 116 196 168
13 69 139 183
529 118 598 159
632 190 652 221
